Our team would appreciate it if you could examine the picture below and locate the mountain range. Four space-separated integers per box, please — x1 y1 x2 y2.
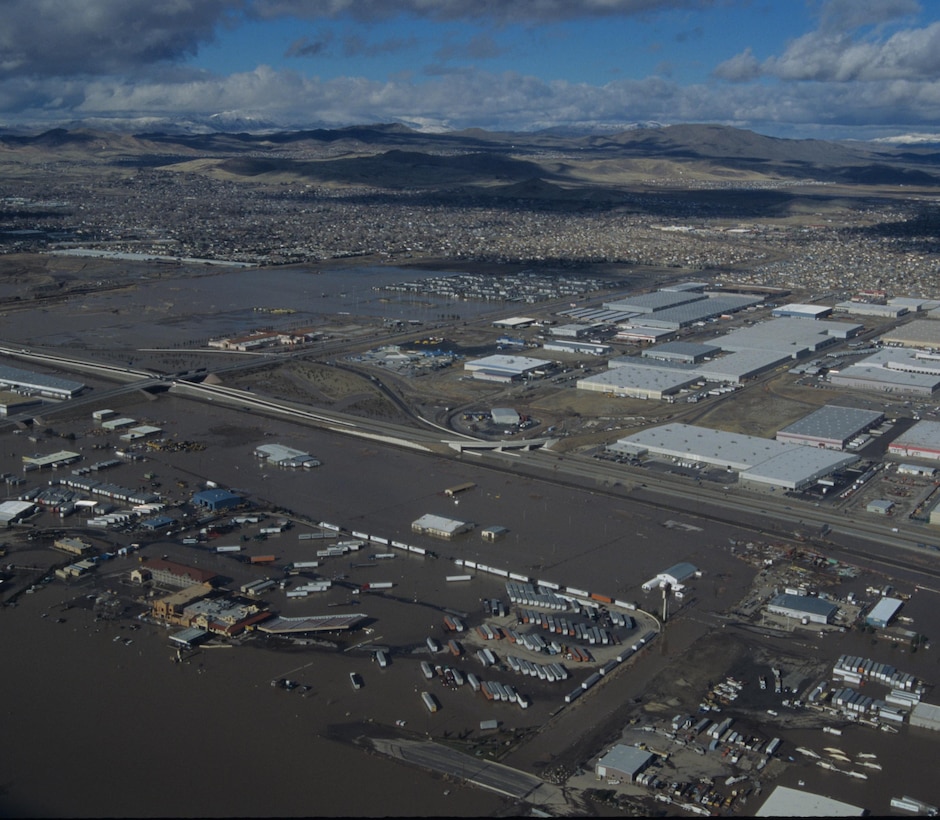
3 122 940 195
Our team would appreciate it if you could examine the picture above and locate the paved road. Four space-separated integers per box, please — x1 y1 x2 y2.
369 736 568 809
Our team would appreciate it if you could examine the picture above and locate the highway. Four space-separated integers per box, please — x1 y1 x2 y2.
3 341 939 583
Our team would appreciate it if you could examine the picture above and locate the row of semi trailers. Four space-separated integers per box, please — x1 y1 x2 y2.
419 668 529 712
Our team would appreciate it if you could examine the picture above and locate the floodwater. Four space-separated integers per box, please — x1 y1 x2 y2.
0 585 507 818
0 264 505 349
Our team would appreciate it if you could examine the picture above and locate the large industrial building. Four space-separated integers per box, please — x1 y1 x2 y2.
603 290 705 314
608 423 857 490
577 364 699 400
695 349 791 384
775 405 884 450
755 785 864 816
771 303 833 319
888 420 940 461
642 341 720 364
767 593 838 624
880 319 940 349
255 443 321 469
866 597 903 629
0 365 85 399
716 317 861 358
830 347 940 396
594 744 654 783
620 294 763 331
411 514 473 539
463 354 549 383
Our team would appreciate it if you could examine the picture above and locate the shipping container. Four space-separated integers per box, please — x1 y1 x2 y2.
421 692 439 713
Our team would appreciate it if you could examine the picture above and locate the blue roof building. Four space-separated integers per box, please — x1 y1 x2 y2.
192 488 242 511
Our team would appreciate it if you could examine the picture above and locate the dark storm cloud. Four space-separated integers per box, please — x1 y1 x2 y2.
0 0 242 78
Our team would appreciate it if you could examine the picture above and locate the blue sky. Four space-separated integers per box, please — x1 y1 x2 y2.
2 0 939 140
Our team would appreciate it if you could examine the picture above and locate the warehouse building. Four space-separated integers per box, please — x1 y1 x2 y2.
889 296 940 313
0 500 36 526
603 290 706 314
717 318 860 358
767 593 838 624
755 785 864 817
866 499 894 515
880 319 940 349
622 294 763 330
910 702 940 732
696 349 791 384
830 363 940 396
577 365 698 400
0 365 85 399
0 391 41 416
834 300 908 318
888 420 940 461
608 423 857 490
411 513 473 539
542 339 611 356
255 443 321 468
490 408 520 427
612 325 675 344
866 597 903 629
642 341 720 364
775 405 884 450
191 488 243 511
464 354 549 382
550 323 596 339
594 744 654 783
642 562 698 592
22 450 81 470
771 303 833 319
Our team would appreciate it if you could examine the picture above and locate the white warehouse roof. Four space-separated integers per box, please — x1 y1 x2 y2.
756 785 864 816
577 365 698 399
611 423 857 489
464 354 546 375
776 404 884 447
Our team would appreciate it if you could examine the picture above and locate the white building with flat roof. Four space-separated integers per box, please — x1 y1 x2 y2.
609 423 857 490
776 405 884 449
889 420 940 460
577 365 698 400
756 785 864 816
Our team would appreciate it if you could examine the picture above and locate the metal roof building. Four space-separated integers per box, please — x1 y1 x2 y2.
771 303 833 319
464 354 548 380
888 420 940 460
717 318 858 357
755 785 864 816
577 365 698 400
831 363 940 396
835 300 908 318
767 593 838 624
776 404 884 450
594 744 655 782
609 422 857 490
866 596 903 628
255 443 321 468
0 365 85 399
696 349 791 383
880 319 940 349
910 701 940 732
625 294 763 330
411 513 473 539
603 290 706 314
642 341 720 364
